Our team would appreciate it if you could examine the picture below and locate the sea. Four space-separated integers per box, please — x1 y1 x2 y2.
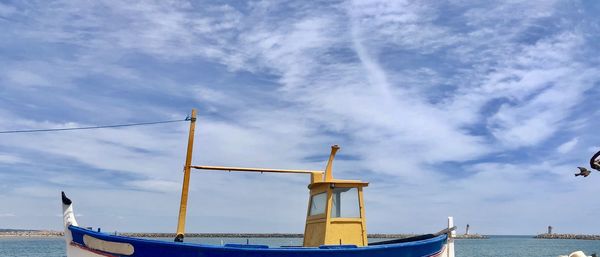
1 236 600 257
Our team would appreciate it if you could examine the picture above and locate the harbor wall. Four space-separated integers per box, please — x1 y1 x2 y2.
0 230 488 239
454 234 488 239
535 233 600 240
0 230 63 237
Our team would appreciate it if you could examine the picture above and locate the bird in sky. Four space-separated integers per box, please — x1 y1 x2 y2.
575 167 591 177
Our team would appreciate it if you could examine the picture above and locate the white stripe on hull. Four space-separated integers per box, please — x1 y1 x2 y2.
67 243 114 257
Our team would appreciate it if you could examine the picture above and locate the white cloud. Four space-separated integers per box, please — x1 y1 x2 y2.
4 70 48 88
467 32 599 148
0 153 24 164
127 179 181 193
0 2 16 17
13 186 58 198
557 138 579 154
0 0 599 234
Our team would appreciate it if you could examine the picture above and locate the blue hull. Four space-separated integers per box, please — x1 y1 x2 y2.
69 226 446 257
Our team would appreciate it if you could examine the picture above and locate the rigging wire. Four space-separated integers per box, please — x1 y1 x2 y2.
0 118 190 134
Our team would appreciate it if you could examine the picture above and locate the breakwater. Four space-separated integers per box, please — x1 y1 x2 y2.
455 234 488 239
0 231 306 238
535 233 600 240
0 230 488 239
0 230 63 237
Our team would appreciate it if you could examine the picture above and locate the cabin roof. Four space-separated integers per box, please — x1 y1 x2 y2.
309 179 369 189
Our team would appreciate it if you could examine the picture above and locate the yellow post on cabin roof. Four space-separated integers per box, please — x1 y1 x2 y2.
324 145 339 182
175 108 197 242
302 145 369 247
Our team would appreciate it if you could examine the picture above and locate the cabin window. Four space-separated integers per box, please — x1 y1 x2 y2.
330 187 360 218
309 192 327 216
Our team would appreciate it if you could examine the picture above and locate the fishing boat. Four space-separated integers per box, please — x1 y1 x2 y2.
62 109 457 257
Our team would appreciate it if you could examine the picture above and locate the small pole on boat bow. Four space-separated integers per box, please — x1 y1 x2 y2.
175 108 197 242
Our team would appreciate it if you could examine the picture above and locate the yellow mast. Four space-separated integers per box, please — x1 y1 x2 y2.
175 109 197 242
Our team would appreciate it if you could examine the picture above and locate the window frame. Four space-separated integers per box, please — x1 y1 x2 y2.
308 191 328 217
329 186 361 219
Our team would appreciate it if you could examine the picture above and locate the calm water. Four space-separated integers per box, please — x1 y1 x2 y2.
1 236 599 257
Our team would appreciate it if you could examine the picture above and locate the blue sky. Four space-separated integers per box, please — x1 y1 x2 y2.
1 0 600 235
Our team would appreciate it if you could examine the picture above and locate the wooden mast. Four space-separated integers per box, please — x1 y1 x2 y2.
175 108 197 242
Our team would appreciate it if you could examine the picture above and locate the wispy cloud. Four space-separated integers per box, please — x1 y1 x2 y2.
557 137 579 154
0 0 599 234
0 153 24 164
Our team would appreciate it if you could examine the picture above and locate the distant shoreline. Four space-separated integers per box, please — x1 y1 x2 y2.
0 230 63 237
5 231 600 240
455 234 488 239
535 233 600 240
0 230 488 239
